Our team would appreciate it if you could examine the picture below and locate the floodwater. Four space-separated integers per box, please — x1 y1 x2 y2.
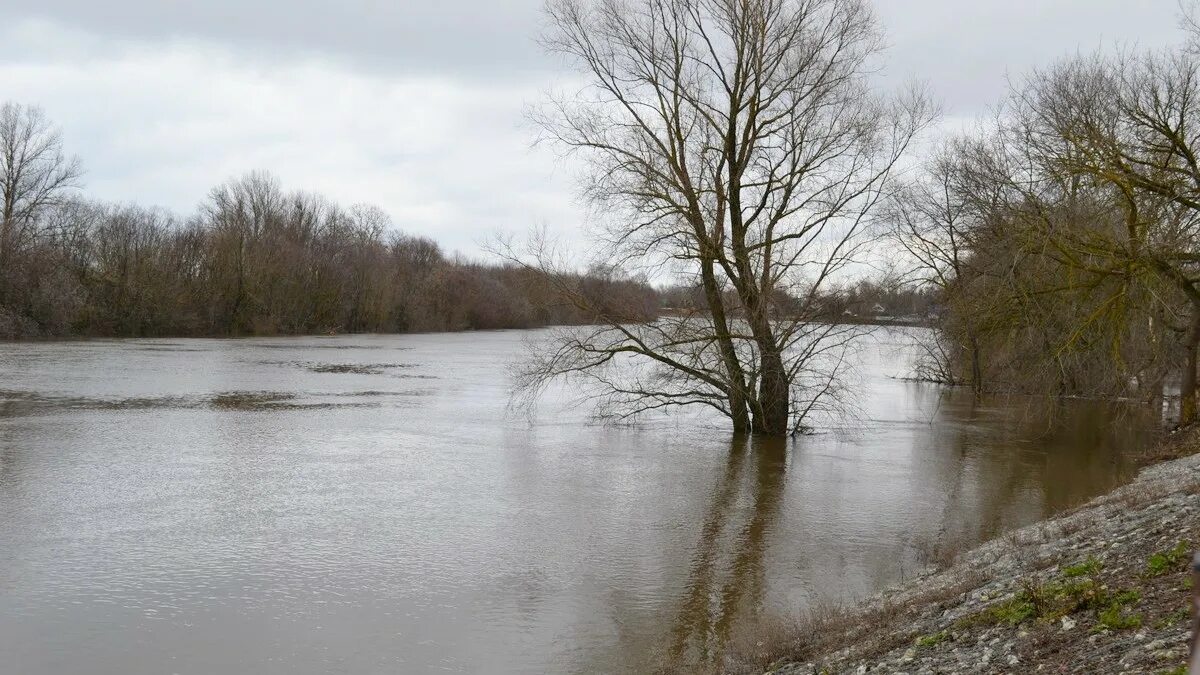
0 328 1153 674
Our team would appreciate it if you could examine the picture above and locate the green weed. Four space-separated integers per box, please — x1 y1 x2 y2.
1062 557 1101 578
1145 541 1191 578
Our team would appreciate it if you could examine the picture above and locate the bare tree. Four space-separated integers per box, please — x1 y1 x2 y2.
0 103 82 301
887 141 988 390
514 0 934 435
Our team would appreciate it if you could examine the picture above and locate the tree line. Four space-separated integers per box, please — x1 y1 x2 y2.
0 103 658 340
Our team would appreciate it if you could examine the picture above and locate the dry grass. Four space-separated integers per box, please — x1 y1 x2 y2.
1106 479 1190 509
721 601 906 673
713 569 992 673
1137 425 1200 465
912 532 976 571
1055 511 1101 537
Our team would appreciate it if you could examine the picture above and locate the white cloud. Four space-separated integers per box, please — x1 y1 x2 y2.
0 18 583 257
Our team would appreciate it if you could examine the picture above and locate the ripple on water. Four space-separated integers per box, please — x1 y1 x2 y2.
0 389 416 417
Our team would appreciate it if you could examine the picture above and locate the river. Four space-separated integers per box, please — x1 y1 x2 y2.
0 327 1153 673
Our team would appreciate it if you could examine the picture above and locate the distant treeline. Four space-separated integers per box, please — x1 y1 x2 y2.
0 104 658 339
659 279 937 324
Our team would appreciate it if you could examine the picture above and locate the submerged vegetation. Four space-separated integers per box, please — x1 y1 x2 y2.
0 388 395 414
891 9 1200 427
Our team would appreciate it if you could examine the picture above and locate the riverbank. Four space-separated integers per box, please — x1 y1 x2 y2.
742 430 1200 675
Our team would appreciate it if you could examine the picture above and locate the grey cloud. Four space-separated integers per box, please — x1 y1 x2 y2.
0 0 1191 258
7 0 553 79
874 0 1184 115
8 1 1189 109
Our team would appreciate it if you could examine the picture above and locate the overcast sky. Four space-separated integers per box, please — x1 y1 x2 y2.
0 0 1187 256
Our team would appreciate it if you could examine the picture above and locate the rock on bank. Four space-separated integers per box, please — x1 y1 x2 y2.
758 439 1200 675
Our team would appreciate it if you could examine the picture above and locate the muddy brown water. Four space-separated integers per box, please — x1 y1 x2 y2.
0 328 1153 673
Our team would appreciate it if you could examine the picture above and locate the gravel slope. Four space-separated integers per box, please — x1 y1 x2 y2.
755 437 1200 675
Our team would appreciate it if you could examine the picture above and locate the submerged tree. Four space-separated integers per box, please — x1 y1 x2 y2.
517 0 933 435
886 141 987 391
886 42 1198 419
1003 49 1200 422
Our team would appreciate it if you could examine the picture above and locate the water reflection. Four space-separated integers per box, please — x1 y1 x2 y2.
916 390 1144 548
667 436 787 667
653 388 1152 671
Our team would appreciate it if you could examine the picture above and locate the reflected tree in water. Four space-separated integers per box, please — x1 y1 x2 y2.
663 435 788 668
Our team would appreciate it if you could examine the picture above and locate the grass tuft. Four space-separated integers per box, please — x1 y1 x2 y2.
1144 541 1191 578
957 568 1144 632
1062 557 1101 578
1152 606 1192 629
914 630 950 648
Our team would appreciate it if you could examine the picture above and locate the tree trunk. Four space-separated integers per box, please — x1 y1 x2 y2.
1148 378 1165 427
699 259 751 433
742 280 789 435
1181 311 1200 427
727 391 751 434
0 216 11 306
969 332 983 396
754 348 790 436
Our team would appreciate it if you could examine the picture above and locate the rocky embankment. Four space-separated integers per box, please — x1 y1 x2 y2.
755 433 1200 675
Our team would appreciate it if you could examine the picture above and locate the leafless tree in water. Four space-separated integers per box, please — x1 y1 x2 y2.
508 0 935 435
886 141 989 391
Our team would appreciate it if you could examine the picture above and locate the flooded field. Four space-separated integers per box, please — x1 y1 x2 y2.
0 328 1152 673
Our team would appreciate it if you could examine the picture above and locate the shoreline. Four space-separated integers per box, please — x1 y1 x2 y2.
745 431 1200 675
0 324 575 344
